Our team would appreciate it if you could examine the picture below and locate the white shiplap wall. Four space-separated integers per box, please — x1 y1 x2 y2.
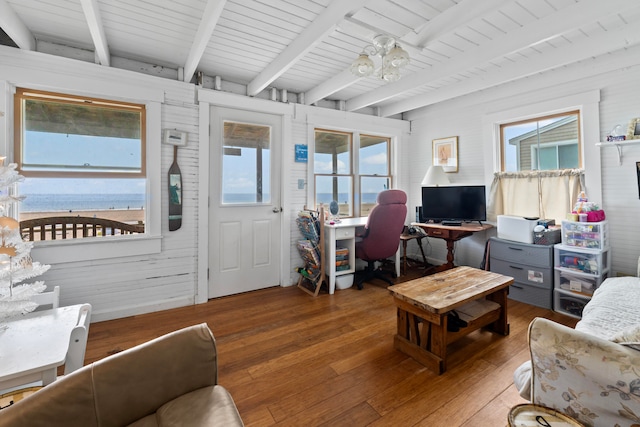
406 47 640 276
597 66 640 275
0 45 410 320
0 46 200 321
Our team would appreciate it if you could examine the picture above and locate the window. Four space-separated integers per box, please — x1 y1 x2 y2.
314 129 390 217
359 134 391 216
14 88 146 240
491 110 583 222
500 111 580 171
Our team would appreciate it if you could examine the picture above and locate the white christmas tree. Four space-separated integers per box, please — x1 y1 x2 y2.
0 159 50 327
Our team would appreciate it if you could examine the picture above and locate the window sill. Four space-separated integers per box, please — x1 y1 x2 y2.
30 234 163 265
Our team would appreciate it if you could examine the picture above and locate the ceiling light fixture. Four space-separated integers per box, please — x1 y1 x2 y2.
350 35 410 82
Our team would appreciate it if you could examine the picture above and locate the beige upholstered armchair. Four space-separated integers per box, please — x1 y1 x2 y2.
527 317 640 426
0 323 243 427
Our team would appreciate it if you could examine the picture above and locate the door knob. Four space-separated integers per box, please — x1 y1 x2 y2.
272 207 282 213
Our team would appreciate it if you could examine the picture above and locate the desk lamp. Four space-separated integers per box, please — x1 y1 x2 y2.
421 165 450 186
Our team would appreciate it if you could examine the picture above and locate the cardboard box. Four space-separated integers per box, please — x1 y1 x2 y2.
497 215 538 243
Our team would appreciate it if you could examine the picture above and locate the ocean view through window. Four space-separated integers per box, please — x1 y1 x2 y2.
18 178 146 240
314 129 391 217
15 88 146 240
21 192 146 212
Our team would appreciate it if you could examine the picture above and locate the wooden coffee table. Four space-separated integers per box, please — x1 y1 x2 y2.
389 266 513 374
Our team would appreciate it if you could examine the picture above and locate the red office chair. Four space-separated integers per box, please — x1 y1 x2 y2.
354 189 407 290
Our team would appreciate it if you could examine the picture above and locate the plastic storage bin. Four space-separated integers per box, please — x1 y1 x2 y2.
554 245 610 276
554 289 590 319
561 220 609 249
335 274 353 290
554 268 608 296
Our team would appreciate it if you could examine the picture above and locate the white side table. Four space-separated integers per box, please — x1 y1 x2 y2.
0 304 91 392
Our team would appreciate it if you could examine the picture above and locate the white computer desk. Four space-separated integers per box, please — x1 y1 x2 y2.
0 304 91 392
324 218 400 294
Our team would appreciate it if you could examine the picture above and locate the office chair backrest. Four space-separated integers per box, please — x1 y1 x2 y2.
359 189 407 260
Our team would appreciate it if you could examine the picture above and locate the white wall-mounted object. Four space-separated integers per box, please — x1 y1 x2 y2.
163 129 187 146
595 139 640 165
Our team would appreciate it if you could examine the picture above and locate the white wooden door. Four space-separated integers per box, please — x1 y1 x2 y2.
208 107 282 298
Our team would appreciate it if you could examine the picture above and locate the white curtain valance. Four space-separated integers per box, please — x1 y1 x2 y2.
487 169 584 223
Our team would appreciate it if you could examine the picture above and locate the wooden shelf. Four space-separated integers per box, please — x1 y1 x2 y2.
596 139 640 165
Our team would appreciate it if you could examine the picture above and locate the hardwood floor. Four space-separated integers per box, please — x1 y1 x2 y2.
85 266 577 426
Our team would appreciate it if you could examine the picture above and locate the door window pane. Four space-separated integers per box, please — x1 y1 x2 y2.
222 121 271 204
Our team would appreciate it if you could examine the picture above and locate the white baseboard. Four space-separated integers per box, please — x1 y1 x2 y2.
89 296 194 322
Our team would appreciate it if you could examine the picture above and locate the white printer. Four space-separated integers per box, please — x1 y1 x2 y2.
496 215 539 244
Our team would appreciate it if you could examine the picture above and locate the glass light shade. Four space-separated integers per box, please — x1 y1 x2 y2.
350 54 374 77
381 65 400 82
421 166 450 186
385 44 410 68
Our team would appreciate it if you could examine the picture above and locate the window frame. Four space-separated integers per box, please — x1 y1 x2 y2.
313 128 392 218
358 133 391 216
482 90 602 223
10 85 162 264
499 110 582 172
14 88 146 178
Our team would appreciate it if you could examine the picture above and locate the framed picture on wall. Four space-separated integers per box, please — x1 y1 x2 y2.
628 118 640 140
432 136 458 173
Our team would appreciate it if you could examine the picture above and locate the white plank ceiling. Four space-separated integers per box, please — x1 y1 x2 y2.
1 0 639 117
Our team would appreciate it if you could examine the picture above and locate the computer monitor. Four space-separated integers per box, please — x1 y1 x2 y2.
421 185 486 224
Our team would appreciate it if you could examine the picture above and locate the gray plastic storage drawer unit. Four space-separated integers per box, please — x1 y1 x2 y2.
489 237 554 309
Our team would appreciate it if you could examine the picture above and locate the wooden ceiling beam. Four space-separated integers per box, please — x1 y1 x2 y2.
346 0 638 113
381 21 640 117
80 0 110 66
406 0 512 48
0 0 35 50
304 69 358 106
246 0 370 97
183 0 227 83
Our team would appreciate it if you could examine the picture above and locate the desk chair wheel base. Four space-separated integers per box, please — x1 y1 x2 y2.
355 260 395 290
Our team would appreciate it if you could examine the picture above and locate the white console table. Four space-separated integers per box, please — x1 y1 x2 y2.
0 304 92 392
324 218 400 294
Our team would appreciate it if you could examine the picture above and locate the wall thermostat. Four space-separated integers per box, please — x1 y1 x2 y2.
163 129 187 146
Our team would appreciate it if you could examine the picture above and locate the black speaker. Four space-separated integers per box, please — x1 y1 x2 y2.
415 206 422 222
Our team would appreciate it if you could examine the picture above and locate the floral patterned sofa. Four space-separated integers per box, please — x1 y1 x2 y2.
514 257 640 427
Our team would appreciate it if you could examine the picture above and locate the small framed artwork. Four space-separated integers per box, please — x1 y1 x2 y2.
627 118 640 140
432 136 458 173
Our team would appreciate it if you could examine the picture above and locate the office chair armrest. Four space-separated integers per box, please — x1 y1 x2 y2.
355 226 369 238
